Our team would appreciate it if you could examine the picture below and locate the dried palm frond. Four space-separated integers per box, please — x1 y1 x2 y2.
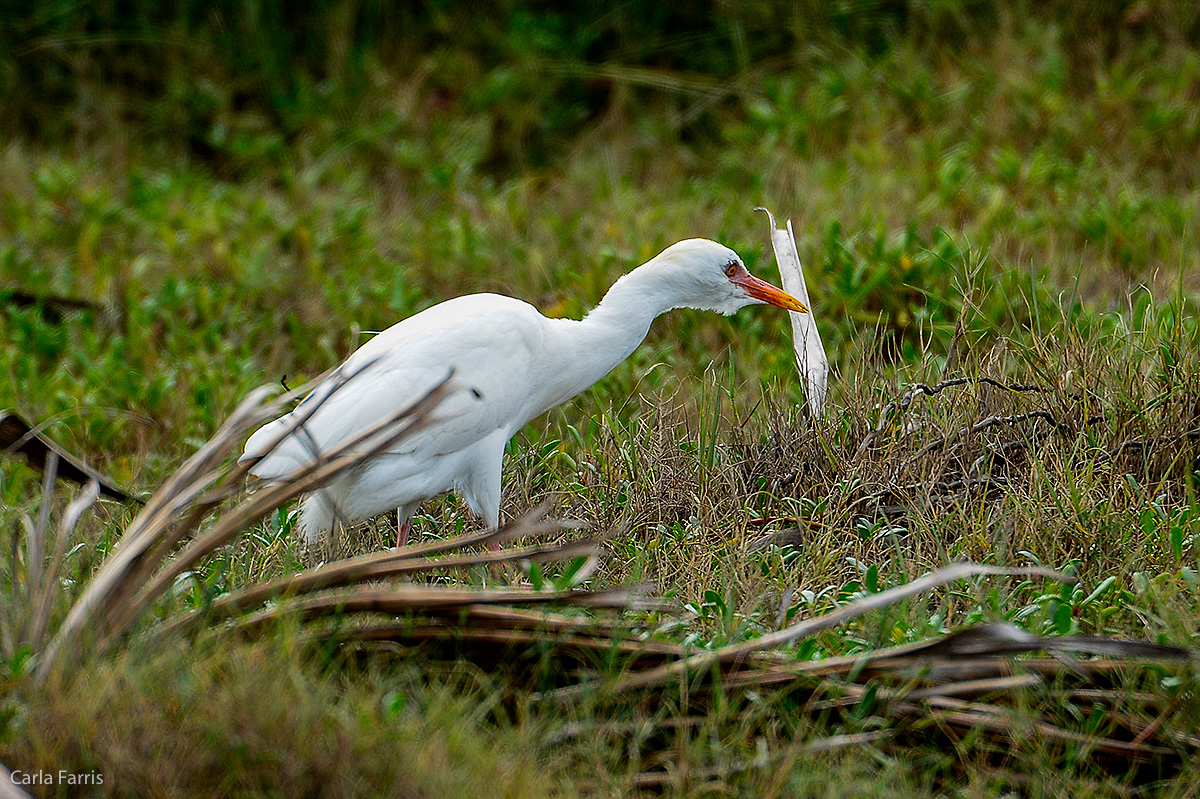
33 368 642 681
540 603 1194 782
546 562 1074 701
1 410 137 502
174 527 603 629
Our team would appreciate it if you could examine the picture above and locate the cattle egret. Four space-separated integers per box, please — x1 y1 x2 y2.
240 238 807 547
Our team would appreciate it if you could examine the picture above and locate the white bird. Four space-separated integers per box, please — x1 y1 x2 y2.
240 238 807 548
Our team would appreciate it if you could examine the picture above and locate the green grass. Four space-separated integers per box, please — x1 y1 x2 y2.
3 4 1200 796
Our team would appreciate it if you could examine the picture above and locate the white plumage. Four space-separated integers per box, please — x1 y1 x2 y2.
240 238 807 546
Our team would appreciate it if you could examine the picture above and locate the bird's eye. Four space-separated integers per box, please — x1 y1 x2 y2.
724 262 738 278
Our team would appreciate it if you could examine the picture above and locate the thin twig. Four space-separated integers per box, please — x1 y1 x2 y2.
854 376 1045 460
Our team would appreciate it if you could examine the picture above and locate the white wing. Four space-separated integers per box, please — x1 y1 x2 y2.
241 294 547 479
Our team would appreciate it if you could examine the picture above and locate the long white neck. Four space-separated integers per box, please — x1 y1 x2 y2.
528 264 681 417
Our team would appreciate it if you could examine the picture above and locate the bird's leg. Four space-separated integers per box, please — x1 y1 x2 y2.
484 528 504 578
484 528 534 587
396 518 412 550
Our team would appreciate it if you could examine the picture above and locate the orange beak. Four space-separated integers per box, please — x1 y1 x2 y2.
735 274 809 313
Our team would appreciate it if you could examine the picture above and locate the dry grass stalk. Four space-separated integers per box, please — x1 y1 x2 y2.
25 477 99 650
108 372 455 638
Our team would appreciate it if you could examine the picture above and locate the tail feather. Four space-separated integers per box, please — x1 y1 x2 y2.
298 493 336 545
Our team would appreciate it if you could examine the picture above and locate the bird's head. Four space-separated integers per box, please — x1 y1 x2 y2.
649 239 809 317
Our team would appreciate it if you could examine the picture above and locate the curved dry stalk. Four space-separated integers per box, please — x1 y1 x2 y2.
335 606 663 646
334 624 678 667
548 563 1072 702
206 509 585 617
718 622 1191 692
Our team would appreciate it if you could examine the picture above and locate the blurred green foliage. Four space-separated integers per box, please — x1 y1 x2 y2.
4 1 1199 171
